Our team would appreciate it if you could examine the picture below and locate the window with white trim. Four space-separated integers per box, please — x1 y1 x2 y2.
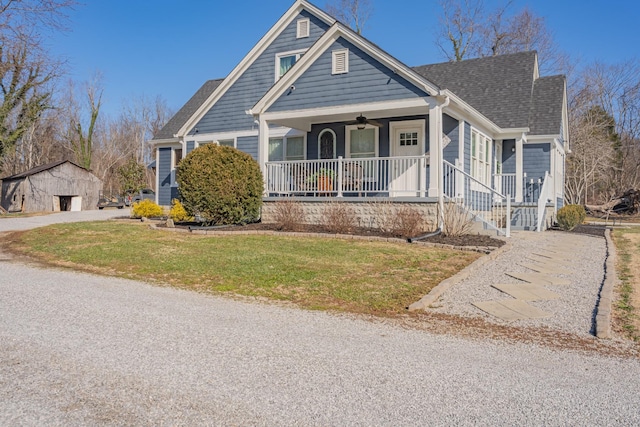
217 139 235 147
296 18 310 38
471 129 491 186
269 136 305 161
346 125 378 179
318 129 336 159
332 49 349 74
275 49 305 81
399 131 418 146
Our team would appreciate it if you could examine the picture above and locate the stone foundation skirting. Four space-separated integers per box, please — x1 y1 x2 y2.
261 199 439 229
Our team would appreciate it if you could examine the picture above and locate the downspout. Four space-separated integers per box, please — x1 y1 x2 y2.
437 93 451 230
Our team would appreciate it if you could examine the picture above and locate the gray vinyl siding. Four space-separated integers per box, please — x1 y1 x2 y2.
268 37 429 112
237 136 259 160
186 141 195 154
442 114 459 164
191 10 329 134
502 139 516 174
523 143 550 182
158 147 172 206
463 121 471 175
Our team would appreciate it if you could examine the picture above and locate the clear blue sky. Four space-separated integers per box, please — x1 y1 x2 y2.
47 0 640 119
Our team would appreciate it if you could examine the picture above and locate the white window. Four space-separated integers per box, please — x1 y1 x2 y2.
297 18 310 38
471 129 492 186
346 125 378 179
275 49 305 81
399 131 418 146
217 139 235 148
269 136 305 161
332 49 349 74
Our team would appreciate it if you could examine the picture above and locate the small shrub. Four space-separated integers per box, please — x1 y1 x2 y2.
132 199 164 218
393 206 427 238
556 204 586 231
440 201 474 237
169 199 192 222
272 199 305 231
322 202 357 234
177 145 263 225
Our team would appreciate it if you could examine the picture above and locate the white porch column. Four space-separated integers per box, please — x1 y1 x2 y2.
428 104 442 198
257 116 270 194
515 135 524 202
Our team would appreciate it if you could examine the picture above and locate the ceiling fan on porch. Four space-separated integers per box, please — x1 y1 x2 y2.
347 114 383 129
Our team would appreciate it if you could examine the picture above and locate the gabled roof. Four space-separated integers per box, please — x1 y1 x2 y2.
152 79 223 141
413 51 538 130
251 21 440 116
528 75 566 136
170 0 336 139
2 160 86 180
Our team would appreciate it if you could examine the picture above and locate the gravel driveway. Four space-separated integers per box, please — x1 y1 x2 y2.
1 213 639 425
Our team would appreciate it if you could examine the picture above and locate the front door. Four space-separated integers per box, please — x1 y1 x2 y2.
390 122 424 196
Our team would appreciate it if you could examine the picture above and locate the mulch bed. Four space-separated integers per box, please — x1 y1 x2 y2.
174 222 506 248
550 224 608 237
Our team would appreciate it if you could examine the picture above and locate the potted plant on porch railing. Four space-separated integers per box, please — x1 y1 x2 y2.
307 168 336 192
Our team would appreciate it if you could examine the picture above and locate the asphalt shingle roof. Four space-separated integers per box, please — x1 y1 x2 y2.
413 51 538 130
152 79 224 140
528 75 565 135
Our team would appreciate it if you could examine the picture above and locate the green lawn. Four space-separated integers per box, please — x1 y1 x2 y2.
7 221 480 316
612 227 640 340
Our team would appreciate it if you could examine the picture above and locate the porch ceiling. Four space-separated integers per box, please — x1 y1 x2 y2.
262 99 433 131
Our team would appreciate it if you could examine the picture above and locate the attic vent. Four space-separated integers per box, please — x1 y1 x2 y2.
297 18 310 38
332 49 349 75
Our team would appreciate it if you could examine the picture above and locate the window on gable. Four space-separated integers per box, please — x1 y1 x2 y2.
275 50 305 81
332 49 349 74
297 18 310 38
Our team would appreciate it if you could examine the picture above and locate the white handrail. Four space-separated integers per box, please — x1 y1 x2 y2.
536 171 552 232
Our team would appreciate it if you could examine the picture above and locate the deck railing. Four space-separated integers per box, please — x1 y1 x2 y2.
443 160 511 237
266 155 429 197
493 173 517 201
536 171 552 232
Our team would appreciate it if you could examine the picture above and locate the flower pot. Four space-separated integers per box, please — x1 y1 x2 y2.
317 176 333 192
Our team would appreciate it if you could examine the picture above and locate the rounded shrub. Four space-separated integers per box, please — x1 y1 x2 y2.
169 199 192 222
177 144 263 225
556 204 586 231
132 199 164 218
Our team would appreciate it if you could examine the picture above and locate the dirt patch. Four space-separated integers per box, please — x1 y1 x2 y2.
177 222 507 248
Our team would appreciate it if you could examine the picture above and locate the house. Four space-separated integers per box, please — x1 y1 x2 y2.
151 0 568 235
0 160 103 212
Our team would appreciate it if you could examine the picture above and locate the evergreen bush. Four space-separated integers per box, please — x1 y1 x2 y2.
132 199 164 218
177 144 263 225
556 204 586 231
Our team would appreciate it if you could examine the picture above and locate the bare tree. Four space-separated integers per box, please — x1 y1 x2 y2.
63 76 102 170
436 0 567 74
325 0 372 35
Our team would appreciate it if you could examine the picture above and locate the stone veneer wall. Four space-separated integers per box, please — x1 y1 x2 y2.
261 199 439 229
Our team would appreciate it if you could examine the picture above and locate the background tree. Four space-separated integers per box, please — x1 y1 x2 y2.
116 157 146 196
325 0 372 35
66 76 101 170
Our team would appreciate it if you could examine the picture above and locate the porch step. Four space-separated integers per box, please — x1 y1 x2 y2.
511 207 538 231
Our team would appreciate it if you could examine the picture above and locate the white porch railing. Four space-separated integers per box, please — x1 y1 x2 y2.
493 173 517 201
443 160 511 237
266 155 429 197
536 171 553 232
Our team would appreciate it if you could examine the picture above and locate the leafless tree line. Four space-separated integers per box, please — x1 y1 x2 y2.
0 0 173 195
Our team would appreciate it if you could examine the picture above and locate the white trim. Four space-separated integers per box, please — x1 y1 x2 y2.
318 128 337 159
297 17 310 38
389 119 426 157
261 98 432 122
268 127 306 138
345 124 379 158
187 129 258 143
275 48 307 82
526 134 561 142
177 0 336 137
268 133 307 161
332 48 349 74
470 127 492 187
251 23 440 115
458 119 465 171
